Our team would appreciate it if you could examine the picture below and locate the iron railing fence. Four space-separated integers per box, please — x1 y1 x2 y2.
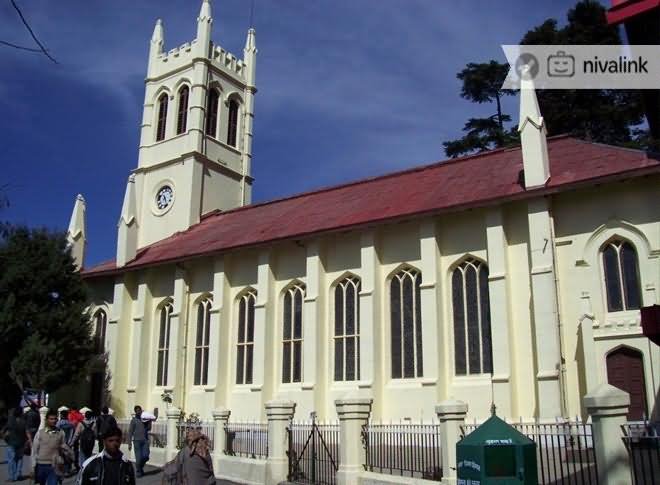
462 418 598 485
115 418 167 448
622 422 660 485
361 422 442 481
287 420 340 485
224 422 268 459
176 421 215 450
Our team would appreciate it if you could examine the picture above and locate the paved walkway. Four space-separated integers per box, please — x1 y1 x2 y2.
1 443 240 484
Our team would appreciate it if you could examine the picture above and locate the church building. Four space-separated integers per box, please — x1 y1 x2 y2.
71 0 660 424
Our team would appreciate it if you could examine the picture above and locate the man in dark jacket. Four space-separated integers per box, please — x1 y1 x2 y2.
3 407 29 482
78 427 135 485
95 406 117 451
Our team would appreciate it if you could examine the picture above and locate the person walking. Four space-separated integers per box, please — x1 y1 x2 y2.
24 403 41 442
31 409 65 485
2 407 29 482
95 406 117 452
72 410 97 470
127 406 151 478
177 428 216 485
68 407 84 473
56 410 75 476
78 426 136 485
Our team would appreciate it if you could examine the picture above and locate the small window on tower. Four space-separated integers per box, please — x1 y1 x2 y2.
156 93 168 141
176 86 189 135
205 89 219 138
227 99 239 147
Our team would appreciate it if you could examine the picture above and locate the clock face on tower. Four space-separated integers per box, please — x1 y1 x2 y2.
156 185 174 211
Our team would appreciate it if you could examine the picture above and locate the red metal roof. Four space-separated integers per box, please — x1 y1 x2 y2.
83 136 660 277
607 0 660 24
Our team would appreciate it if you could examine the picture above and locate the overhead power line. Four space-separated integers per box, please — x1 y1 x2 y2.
9 0 58 63
0 39 43 52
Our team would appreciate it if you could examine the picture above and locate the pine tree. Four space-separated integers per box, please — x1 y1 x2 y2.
0 226 96 411
444 0 647 158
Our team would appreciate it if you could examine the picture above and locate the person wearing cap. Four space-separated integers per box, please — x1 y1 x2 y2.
78 427 135 485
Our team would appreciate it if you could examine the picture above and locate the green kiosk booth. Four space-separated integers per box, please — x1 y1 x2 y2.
457 413 537 484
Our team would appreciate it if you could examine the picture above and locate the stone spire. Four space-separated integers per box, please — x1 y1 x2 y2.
518 68 550 189
148 19 164 74
116 174 138 267
196 0 213 57
244 28 257 87
66 194 86 270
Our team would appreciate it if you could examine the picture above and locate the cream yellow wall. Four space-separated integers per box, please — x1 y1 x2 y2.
92 176 659 423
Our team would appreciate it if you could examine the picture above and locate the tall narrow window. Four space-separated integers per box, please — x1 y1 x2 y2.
227 99 239 147
236 290 256 385
334 276 361 381
194 299 212 386
390 268 423 379
282 283 305 384
205 89 219 138
156 93 168 141
602 240 641 312
452 258 492 376
156 302 173 387
94 309 107 354
176 86 189 135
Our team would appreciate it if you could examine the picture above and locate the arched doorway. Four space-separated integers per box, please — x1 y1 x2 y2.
606 347 648 420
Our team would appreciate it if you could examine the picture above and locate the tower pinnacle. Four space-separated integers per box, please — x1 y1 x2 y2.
518 67 550 188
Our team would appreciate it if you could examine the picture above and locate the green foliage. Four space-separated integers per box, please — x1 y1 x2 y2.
444 0 648 158
444 61 517 157
0 225 95 408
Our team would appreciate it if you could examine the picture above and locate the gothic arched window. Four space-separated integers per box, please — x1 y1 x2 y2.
452 258 492 376
156 302 173 387
93 309 107 354
176 86 189 135
334 276 361 382
390 268 423 379
194 298 212 386
282 283 305 384
227 99 239 147
205 89 219 138
602 240 642 312
236 290 256 385
156 93 168 141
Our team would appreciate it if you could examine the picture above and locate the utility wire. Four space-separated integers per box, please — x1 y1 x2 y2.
0 39 43 52
9 0 58 63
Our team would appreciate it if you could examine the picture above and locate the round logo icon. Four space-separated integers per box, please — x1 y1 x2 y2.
515 53 539 80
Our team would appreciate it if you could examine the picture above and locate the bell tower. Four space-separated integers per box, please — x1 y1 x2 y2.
119 0 257 259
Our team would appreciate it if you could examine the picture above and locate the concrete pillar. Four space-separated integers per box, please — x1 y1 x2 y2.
303 241 323 387
436 400 468 485
165 407 182 461
265 400 296 485
39 406 48 429
335 397 373 485
485 208 513 417
584 384 631 485
208 259 225 392
527 198 563 418
358 232 378 388
212 408 231 471
419 221 439 384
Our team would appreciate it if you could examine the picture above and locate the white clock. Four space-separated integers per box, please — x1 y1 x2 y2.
156 185 174 210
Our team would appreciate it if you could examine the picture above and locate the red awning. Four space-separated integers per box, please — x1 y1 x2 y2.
641 305 660 346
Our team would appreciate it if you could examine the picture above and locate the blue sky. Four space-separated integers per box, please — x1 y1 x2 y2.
1 0 599 265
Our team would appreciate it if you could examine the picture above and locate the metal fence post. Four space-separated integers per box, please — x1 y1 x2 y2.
165 407 181 461
265 400 296 485
584 383 631 485
335 396 373 485
436 399 468 485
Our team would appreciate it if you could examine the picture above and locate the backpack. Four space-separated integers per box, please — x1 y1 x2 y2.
79 422 96 456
